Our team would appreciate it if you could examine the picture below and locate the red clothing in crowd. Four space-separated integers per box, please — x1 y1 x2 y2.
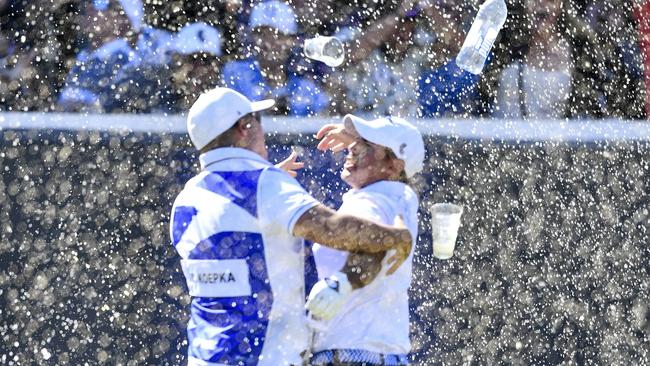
635 1 650 116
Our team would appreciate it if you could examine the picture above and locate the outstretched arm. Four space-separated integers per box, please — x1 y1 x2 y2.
294 204 411 273
304 215 412 320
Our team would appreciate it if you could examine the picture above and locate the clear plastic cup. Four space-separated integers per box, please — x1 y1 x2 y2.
430 203 463 259
303 36 345 67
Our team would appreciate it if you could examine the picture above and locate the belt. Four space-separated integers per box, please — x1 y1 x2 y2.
310 349 409 365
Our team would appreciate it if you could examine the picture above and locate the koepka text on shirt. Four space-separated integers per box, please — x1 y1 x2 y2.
190 271 237 284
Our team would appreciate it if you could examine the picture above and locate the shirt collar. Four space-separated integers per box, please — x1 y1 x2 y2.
199 147 271 170
349 180 415 198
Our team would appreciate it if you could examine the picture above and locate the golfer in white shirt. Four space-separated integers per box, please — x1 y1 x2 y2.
306 115 425 366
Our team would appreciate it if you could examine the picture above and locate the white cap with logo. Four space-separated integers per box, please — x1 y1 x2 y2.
187 88 275 150
343 114 425 178
248 1 297 35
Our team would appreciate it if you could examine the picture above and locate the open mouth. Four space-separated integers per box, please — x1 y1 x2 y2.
343 159 357 171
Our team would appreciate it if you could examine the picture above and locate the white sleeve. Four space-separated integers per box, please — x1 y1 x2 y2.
257 168 320 234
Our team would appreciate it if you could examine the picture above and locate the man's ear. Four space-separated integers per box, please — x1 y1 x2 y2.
391 158 406 178
233 119 250 138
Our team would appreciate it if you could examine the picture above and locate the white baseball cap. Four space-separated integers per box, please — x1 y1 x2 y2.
343 114 425 178
171 22 222 56
248 1 297 35
187 88 275 150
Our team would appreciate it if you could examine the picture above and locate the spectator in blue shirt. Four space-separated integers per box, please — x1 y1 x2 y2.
221 1 329 116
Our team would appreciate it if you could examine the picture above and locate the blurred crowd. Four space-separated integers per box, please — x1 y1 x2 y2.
0 0 647 119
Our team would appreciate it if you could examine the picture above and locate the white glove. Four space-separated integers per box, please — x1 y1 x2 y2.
305 271 352 321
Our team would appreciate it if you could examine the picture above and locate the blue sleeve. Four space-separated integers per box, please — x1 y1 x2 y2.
418 59 481 117
63 58 110 95
286 76 330 116
221 60 268 101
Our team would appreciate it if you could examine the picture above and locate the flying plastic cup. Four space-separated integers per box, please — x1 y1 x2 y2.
430 203 463 260
303 36 345 67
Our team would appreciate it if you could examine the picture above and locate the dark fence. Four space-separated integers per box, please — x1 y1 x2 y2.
1 128 649 365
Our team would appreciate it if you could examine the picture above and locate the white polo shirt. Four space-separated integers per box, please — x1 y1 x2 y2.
312 181 419 355
170 147 319 366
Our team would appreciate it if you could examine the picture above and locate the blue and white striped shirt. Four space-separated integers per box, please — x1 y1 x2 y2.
170 147 319 365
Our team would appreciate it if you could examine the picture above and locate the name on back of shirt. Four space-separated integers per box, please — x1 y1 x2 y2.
190 271 237 284
181 259 252 297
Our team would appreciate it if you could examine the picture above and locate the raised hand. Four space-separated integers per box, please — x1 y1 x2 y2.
315 123 358 153
275 150 305 178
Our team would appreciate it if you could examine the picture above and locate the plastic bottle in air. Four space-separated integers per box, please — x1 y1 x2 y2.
456 0 508 74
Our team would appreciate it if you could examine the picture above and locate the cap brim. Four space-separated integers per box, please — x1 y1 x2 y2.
343 114 375 143
251 99 276 112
